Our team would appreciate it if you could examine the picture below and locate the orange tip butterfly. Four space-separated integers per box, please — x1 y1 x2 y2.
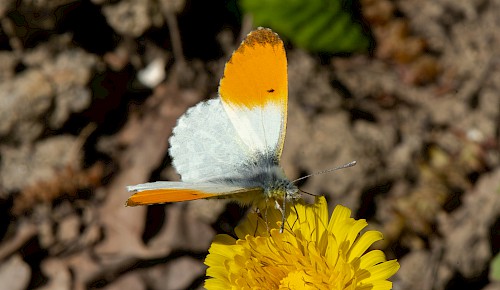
127 27 296 210
126 28 356 228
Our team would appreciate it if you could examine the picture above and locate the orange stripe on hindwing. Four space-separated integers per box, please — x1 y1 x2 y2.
126 189 218 206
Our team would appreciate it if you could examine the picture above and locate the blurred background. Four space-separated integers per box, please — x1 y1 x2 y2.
0 0 499 289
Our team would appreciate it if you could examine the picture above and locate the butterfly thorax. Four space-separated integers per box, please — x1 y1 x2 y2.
252 164 298 200
214 153 299 206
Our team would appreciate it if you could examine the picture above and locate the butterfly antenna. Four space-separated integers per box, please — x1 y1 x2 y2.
292 161 357 184
299 189 320 197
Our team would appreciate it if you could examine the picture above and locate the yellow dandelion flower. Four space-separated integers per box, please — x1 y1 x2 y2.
205 197 400 290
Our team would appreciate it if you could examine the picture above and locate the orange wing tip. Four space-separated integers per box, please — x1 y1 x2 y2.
219 27 287 109
244 27 282 47
125 198 140 207
125 188 219 206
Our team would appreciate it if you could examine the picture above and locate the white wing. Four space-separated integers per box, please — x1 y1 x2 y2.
170 28 288 184
169 99 250 182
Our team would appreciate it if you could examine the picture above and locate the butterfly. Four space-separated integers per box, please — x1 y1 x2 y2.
127 28 300 227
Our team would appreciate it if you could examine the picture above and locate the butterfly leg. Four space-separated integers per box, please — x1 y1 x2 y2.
274 199 286 233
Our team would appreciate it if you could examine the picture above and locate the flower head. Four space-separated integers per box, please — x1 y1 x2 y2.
205 197 399 290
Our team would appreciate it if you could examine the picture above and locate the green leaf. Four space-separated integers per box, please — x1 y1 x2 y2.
240 0 371 53
491 253 500 282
